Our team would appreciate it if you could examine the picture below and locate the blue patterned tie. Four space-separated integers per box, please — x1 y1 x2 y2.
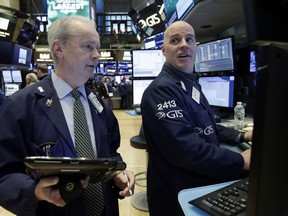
71 89 104 216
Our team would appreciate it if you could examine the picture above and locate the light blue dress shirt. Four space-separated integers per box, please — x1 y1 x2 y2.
51 72 98 157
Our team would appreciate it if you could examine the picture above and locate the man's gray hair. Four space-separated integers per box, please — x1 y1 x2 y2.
47 15 96 63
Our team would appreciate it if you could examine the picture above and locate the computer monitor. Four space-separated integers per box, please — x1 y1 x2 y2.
11 70 22 83
164 0 195 26
117 61 132 73
11 43 32 68
2 70 12 83
96 61 117 74
132 79 154 105
247 42 288 215
195 36 235 75
4 83 20 96
143 31 164 49
132 49 166 78
198 75 234 108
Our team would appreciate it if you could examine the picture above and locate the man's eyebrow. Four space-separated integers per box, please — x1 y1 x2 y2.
169 33 195 38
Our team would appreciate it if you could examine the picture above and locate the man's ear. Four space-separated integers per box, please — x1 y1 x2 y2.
52 40 63 58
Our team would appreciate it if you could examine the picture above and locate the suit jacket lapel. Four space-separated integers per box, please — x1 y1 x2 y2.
37 76 76 154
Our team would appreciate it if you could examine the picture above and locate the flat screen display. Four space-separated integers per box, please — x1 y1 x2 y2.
195 37 235 74
144 31 164 49
96 61 117 74
133 79 154 105
12 43 32 68
2 70 12 83
11 70 22 82
0 14 17 41
117 61 132 73
4 83 20 96
132 49 166 78
199 75 234 108
47 0 90 27
164 0 195 26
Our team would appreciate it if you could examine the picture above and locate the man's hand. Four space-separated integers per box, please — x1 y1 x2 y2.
34 176 66 207
113 170 135 197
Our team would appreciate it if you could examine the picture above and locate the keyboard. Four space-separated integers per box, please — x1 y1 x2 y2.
189 178 249 216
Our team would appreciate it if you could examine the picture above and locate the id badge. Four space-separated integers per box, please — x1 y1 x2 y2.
192 86 200 104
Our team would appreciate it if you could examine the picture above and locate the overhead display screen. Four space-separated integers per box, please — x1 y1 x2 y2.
47 0 91 27
164 0 195 26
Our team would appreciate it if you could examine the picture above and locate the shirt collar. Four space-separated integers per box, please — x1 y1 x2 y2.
51 72 87 100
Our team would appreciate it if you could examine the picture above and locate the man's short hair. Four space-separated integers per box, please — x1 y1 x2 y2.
37 64 48 74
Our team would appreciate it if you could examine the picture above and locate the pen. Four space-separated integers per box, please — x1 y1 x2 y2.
123 171 133 196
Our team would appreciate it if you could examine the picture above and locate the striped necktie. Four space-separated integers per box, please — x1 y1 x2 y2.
71 89 104 216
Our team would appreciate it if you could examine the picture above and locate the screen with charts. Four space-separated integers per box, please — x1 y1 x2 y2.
96 61 117 74
133 79 154 105
117 61 132 73
132 49 166 78
195 37 235 74
143 31 165 49
199 75 234 108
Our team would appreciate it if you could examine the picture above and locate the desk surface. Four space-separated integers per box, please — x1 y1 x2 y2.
178 180 238 216
218 117 254 131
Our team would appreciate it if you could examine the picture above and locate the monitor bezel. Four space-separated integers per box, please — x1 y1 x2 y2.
195 36 236 76
198 75 235 109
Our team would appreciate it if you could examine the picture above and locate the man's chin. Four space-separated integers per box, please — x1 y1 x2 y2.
85 67 95 75
176 64 194 73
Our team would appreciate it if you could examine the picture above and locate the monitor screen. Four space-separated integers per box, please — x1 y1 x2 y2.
96 61 117 74
2 70 12 83
143 31 164 49
117 61 132 73
12 43 32 68
133 79 154 105
195 37 235 74
199 75 234 108
11 70 22 83
0 13 17 41
4 83 20 96
164 0 195 26
132 49 166 78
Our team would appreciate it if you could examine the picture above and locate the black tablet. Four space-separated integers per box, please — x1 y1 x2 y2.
24 156 126 183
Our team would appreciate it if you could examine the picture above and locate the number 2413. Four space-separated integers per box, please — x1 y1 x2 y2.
157 100 176 110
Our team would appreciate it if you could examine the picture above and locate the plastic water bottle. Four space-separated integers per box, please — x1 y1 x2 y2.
234 101 245 130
